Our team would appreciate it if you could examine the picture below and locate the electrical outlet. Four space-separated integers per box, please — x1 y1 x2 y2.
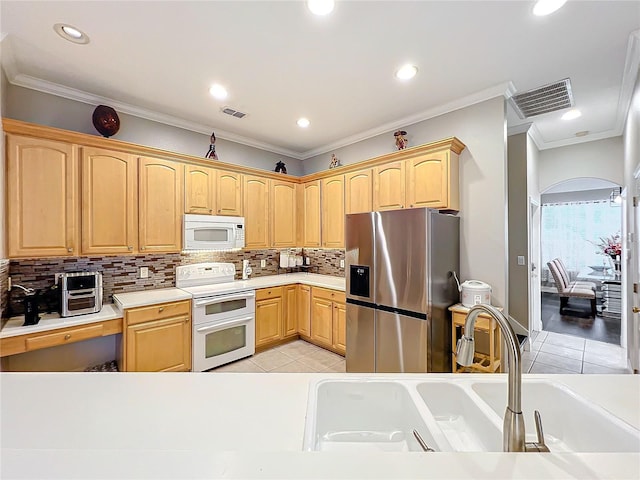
305 257 310 265
340 259 345 268
260 259 266 268
7 276 12 291
517 256 525 266
139 267 149 279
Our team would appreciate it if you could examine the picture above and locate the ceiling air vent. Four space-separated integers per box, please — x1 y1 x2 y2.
221 107 247 119
510 78 574 119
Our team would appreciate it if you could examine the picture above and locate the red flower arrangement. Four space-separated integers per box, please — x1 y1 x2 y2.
594 233 622 258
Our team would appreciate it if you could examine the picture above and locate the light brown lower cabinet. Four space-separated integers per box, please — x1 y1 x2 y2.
297 284 311 337
310 287 346 355
332 302 347 355
121 300 191 372
255 284 345 355
255 287 284 348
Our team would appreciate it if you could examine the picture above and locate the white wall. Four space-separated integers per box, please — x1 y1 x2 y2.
623 73 640 370
307 97 509 309
539 137 624 192
5 84 304 176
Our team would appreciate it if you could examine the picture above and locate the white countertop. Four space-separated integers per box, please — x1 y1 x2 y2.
0 372 638 479
0 304 121 339
112 287 193 309
179 272 345 297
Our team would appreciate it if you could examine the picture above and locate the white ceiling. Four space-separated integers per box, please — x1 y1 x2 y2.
1 1 639 160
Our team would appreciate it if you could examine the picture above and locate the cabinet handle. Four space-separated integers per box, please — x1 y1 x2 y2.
184 319 189 324
401 205 404 208
159 306 164 313
410 204 413 208
218 209 221 213
208 209 213 213
67 247 73 253
127 246 133 251
140 246 146 251
64 334 71 340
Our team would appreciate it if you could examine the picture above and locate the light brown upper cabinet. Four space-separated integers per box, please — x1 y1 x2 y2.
138 157 184 253
345 169 373 214
406 150 460 211
271 179 297 247
7 135 78 258
373 161 406 211
216 170 243 216
302 181 322 247
321 175 345 248
184 164 215 214
81 147 137 255
243 175 270 249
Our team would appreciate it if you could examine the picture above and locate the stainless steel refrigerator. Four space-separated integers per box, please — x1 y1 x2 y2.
345 208 460 373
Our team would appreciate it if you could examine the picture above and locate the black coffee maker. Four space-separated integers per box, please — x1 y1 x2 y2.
12 284 41 326
23 291 41 326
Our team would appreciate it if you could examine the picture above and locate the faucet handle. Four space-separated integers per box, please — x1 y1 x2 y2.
525 410 550 452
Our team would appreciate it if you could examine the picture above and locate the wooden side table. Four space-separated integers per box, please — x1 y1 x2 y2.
449 303 501 373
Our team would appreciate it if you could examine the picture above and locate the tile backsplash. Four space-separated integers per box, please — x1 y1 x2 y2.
3 248 345 316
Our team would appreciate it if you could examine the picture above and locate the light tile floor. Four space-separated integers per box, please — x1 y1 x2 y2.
524 330 631 374
210 332 631 375
211 339 346 373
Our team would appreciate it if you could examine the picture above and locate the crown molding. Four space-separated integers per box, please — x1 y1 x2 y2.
299 81 516 159
507 122 532 137
6 72 306 160
615 29 640 133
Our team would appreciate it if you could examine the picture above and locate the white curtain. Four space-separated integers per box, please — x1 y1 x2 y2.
541 200 622 274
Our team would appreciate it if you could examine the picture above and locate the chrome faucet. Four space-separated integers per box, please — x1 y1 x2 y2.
456 304 549 453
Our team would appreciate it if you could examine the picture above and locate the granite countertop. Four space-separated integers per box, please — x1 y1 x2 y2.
0 373 638 479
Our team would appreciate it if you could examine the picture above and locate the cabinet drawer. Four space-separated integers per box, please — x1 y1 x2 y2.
256 286 283 301
25 323 104 351
311 286 345 303
126 300 190 326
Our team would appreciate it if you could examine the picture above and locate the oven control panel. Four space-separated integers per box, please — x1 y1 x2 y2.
176 263 236 288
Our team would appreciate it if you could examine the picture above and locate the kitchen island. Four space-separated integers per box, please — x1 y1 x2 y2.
1 372 638 479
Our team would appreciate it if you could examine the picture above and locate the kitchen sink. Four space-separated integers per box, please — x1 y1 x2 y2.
471 380 640 453
416 382 502 452
303 378 640 453
302 380 444 452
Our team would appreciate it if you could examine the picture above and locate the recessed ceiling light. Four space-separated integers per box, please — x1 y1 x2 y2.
297 118 310 128
533 0 567 16
53 23 89 44
561 109 581 120
307 0 335 16
209 84 228 100
395 64 418 80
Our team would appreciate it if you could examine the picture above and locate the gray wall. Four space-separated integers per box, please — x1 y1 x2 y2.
539 137 624 192
5 84 304 176
307 97 509 309
0 68 7 260
507 133 529 330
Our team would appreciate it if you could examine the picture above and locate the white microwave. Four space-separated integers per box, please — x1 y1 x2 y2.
184 214 245 250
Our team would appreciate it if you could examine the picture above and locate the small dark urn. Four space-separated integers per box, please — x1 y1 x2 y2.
92 105 120 137
275 161 287 174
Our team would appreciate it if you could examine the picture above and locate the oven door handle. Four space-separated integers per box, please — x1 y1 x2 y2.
195 316 254 334
195 292 255 307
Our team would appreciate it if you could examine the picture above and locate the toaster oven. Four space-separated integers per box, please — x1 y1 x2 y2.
57 272 103 317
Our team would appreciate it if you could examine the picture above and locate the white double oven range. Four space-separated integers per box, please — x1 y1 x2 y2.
176 263 255 372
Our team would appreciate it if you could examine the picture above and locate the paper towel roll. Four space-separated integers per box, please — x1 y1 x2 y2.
280 253 289 268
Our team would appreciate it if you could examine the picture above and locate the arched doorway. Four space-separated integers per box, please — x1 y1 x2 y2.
538 177 623 345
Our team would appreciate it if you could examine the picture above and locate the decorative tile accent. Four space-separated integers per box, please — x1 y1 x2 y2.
0 259 9 317
5 247 345 316
302 248 345 276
